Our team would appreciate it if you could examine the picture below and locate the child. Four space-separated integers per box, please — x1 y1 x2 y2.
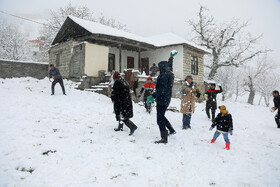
209 105 233 150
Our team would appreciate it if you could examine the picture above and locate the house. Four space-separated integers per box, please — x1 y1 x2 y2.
49 15 209 88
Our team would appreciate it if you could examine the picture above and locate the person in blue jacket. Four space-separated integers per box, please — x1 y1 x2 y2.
152 52 177 144
49 64 66 95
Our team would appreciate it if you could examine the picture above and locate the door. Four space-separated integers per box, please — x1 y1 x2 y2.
108 53 115 72
127 56 134 69
141 57 149 75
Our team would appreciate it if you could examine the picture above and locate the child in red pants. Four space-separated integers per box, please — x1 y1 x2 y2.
209 105 233 150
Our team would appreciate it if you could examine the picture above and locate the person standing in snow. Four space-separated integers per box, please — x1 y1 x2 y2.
180 75 201 129
111 71 138 136
108 70 115 97
152 60 176 144
49 64 66 95
272 90 280 128
150 63 159 77
209 105 233 150
205 83 223 122
139 76 156 113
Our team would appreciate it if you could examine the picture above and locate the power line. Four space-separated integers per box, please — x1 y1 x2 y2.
0 10 47 26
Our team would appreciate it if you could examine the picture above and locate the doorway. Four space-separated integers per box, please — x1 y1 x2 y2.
108 53 115 72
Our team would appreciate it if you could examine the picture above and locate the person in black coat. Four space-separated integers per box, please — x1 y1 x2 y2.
272 90 280 128
152 59 176 144
111 71 137 136
209 105 233 150
205 83 223 122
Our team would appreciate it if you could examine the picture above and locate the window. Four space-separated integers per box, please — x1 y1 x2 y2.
191 56 198 75
127 56 134 69
56 53 61 66
108 53 115 72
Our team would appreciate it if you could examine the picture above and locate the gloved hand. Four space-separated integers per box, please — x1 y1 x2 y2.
147 96 154 104
209 126 214 131
229 130 233 135
204 94 208 99
170 50 178 57
116 115 120 121
217 84 222 87
196 92 201 98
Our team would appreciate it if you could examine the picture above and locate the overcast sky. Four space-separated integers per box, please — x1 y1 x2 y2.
0 0 279 60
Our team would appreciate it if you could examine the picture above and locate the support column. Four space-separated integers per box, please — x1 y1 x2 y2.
119 44 122 72
138 48 141 73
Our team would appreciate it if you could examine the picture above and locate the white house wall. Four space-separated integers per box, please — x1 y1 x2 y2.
109 47 139 72
141 45 184 79
85 43 109 77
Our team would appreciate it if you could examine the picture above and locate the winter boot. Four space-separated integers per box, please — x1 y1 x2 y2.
155 131 168 144
182 126 191 130
129 126 138 136
211 138 215 143
123 119 137 136
169 130 176 136
224 142 230 150
114 122 123 131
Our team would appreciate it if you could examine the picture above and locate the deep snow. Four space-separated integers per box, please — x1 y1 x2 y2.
0 77 279 187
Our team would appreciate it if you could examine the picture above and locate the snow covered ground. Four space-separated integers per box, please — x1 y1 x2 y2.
0 77 279 187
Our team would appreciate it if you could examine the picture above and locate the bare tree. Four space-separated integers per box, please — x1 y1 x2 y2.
0 20 27 60
188 6 269 80
243 56 274 105
257 72 280 107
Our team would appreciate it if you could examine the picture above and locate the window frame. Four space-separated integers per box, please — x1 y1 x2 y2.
56 53 61 66
191 56 198 75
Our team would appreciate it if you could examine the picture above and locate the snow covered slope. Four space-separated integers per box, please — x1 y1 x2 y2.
0 78 279 187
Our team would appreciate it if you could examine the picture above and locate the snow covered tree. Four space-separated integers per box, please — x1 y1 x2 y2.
189 6 269 80
256 72 279 107
243 56 274 105
0 20 27 60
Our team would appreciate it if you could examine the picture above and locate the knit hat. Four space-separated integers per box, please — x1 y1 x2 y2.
219 105 228 115
185 75 193 80
147 76 153 80
113 71 120 80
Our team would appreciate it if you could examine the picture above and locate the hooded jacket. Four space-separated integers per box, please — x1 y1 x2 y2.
212 113 233 133
152 61 174 106
205 86 223 109
180 81 201 114
111 77 133 120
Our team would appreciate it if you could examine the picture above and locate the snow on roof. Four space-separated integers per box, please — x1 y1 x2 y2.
68 16 151 45
0 59 48 65
147 32 210 53
67 16 209 53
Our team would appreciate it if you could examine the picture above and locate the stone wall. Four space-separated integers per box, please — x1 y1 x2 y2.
0 59 48 79
183 47 204 84
49 40 78 78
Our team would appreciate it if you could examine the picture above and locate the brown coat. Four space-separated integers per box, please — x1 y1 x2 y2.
180 82 200 114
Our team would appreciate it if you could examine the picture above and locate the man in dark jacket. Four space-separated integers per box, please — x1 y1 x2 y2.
150 64 159 77
209 105 233 150
272 90 280 128
49 64 66 95
205 83 223 122
111 71 138 136
152 60 176 144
